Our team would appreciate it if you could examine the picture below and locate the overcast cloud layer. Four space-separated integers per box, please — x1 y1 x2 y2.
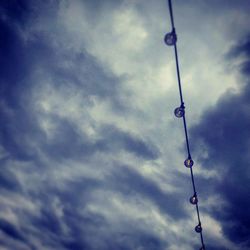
0 0 250 249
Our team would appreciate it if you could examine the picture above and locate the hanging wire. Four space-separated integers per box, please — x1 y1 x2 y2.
164 0 205 249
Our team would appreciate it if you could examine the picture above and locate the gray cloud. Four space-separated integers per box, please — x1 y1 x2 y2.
1 0 250 249
190 35 250 248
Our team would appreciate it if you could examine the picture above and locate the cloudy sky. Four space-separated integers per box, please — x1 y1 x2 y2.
0 0 250 249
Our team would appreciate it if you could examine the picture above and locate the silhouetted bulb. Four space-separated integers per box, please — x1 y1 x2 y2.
184 158 194 168
195 224 202 233
174 107 184 118
190 194 198 205
164 31 177 46
200 246 205 250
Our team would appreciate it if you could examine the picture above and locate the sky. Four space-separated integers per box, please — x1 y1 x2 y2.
0 0 250 249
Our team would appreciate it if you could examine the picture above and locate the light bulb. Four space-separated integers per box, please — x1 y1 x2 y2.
164 31 177 46
174 107 184 118
184 158 194 168
189 194 198 205
195 224 202 233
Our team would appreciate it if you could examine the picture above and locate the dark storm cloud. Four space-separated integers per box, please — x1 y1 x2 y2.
5 0 250 249
98 125 159 160
0 218 36 250
0 0 30 23
0 163 21 191
0 218 25 242
175 0 250 12
190 36 250 248
18 172 167 250
109 165 186 219
0 0 157 162
227 35 250 76
0 1 167 249
25 176 104 249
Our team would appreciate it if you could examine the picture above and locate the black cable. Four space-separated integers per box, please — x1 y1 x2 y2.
168 0 175 29
165 0 205 249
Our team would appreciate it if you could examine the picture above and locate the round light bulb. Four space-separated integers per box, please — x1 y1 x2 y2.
164 32 177 46
189 194 198 205
174 107 184 118
184 158 194 168
195 224 202 233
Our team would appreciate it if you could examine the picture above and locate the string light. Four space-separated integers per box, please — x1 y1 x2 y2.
190 193 198 205
174 104 185 118
195 223 203 233
184 157 194 168
164 0 206 249
164 30 177 46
